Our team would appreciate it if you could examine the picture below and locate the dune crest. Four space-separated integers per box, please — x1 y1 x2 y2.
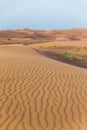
0 45 87 130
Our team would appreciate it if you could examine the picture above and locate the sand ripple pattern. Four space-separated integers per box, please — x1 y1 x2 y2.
0 45 87 130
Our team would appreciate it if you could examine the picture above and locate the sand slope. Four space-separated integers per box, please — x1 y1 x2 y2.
0 45 87 130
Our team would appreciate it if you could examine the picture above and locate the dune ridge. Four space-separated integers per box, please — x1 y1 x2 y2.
0 45 87 130
0 28 87 45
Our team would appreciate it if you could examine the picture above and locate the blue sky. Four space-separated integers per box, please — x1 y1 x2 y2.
0 0 87 30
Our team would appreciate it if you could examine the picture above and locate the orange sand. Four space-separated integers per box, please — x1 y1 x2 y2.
0 44 87 130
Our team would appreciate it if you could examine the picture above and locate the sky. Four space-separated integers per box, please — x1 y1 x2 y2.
0 0 87 30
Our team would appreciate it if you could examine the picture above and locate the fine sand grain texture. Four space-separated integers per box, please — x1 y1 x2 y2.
0 45 87 130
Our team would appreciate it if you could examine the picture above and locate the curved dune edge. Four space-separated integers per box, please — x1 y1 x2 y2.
0 44 87 130
34 48 87 69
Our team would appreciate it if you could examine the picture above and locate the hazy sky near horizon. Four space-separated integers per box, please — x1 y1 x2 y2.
0 0 87 30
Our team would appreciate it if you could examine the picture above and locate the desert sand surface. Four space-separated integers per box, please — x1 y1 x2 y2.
0 44 87 130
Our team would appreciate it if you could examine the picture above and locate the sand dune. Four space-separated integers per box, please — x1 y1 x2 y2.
0 28 87 46
0 45 87 130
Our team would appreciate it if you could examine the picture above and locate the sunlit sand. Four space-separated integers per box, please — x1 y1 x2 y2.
0 44 87 130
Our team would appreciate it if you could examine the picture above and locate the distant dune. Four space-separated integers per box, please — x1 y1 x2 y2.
0 28 87 45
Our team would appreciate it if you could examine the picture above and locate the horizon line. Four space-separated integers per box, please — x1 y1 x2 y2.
0 27 87 31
